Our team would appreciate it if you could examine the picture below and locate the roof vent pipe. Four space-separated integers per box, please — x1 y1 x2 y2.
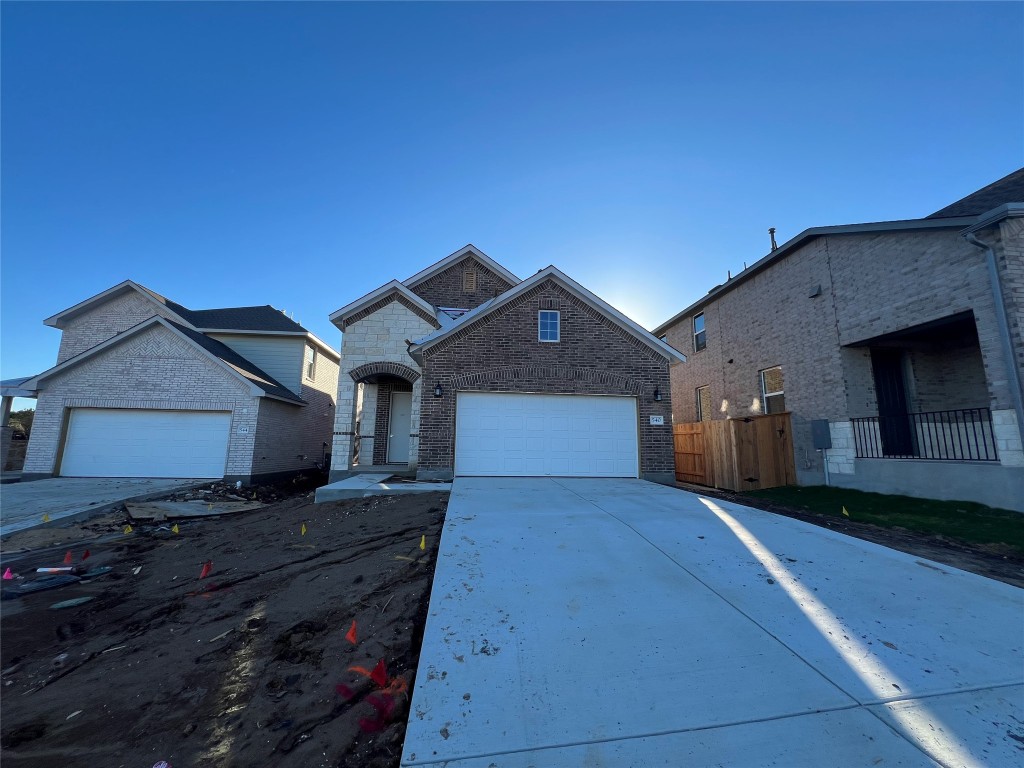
769 228 778 251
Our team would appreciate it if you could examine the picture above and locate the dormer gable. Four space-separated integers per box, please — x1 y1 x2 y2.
403 245 519 310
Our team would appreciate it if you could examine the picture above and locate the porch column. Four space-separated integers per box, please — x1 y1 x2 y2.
1 395 13 425
330 376 357 479
408 378 422 471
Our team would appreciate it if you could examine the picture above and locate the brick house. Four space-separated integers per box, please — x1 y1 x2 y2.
329 245 684 483
654 169 1024 511
16 281 340 483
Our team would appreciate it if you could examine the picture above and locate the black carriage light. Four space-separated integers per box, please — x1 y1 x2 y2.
434 383 443 398
653 387 662 402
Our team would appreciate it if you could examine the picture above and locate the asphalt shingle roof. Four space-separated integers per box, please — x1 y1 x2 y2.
183 306 308 332
167 321 306 404
927 168 1024 219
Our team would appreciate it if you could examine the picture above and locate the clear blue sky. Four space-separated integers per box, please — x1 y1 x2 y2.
3 1 1022 409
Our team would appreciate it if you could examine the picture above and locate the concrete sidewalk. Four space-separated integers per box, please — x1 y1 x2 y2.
0 477 203 537
402 477 1023 767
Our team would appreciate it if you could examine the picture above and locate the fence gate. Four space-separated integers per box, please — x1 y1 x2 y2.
672 422 709 484
673 413 796 492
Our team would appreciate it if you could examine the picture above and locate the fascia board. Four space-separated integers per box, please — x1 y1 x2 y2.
44 281 195 330
411 266 686 363
402 244 521 288
652 215 978 335
26 317 266 398
329 281 436 328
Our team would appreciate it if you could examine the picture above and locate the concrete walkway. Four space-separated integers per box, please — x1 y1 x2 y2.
315 474 452 503
403 477 1024 767
0 478 203 537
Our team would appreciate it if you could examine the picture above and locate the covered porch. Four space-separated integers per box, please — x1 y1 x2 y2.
846 311 999 463
331 361 422 480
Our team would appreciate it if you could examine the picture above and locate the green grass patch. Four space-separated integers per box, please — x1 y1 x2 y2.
744 486 1024 555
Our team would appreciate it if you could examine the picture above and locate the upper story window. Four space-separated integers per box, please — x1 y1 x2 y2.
463 270 477 292
693 313 706 352
760 366 785 414
304 344 317 380
538 310 560 342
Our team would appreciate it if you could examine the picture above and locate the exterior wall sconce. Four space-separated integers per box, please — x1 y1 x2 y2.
434 383 443 398
653 387 662 402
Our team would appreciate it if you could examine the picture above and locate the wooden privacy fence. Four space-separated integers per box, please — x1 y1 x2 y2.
673 413 796 492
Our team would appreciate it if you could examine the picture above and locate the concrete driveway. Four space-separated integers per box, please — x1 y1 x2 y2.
403 478 1023 767
0 477 204 537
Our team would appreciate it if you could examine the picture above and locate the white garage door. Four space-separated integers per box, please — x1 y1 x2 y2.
60 409 231 478
455 392 638 477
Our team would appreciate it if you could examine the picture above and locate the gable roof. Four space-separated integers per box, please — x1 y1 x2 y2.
927 167 1024 219
45 280 316 335
329 279 440 331
24 316 306 405
408 266 687 363
402 244 521 289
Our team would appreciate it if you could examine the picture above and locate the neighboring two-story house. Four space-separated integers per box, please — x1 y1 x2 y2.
654 169 1024 511
18 280 340 483
329 245 684 484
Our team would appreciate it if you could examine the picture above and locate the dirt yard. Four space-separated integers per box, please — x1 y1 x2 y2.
0 484 449 768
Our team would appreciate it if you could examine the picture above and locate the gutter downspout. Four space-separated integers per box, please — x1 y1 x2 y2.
963 231 1024 449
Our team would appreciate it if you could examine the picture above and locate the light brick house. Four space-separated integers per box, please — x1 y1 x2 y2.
654 169 1024 511
329 245 684 483
18 281 340 483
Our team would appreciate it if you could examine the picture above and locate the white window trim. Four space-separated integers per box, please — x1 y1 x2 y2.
696 385 708 421
693 312 706 352
759 366 784 413
304 345 318 380
538 310 560 342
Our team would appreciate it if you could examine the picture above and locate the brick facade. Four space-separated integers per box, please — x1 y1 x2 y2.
28 290 341 482
408 257 515 309
660 226 1024 508
56 291 181 363
417 279 673 480
25 324 261 477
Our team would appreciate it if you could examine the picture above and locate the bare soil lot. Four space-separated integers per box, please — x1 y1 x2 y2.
0 484 448 768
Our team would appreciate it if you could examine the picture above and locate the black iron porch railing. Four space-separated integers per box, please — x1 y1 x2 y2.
851 407 999 462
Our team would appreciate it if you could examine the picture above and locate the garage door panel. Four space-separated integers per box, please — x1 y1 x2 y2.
60 409 230 479
455 393 638 478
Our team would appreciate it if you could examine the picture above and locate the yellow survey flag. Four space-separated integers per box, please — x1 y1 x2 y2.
124 524 133 534
172 523 180 534
42 513 51 523
419 535 426 551
301 523 307 536
841 506 849 517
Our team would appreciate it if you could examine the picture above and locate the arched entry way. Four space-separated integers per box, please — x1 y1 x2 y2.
331 361 421 478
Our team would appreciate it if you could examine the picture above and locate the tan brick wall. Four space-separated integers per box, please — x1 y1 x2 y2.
408 256 515 309
25 324 260 477
418 279 673 477
56 291 180 363
661 228 1017 479
995 217 1024 378
250 342 339 477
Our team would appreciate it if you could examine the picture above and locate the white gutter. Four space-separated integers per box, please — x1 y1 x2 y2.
962 220 1024 444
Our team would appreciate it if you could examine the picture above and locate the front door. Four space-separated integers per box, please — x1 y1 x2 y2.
870 348 914 456
387 391 412 464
